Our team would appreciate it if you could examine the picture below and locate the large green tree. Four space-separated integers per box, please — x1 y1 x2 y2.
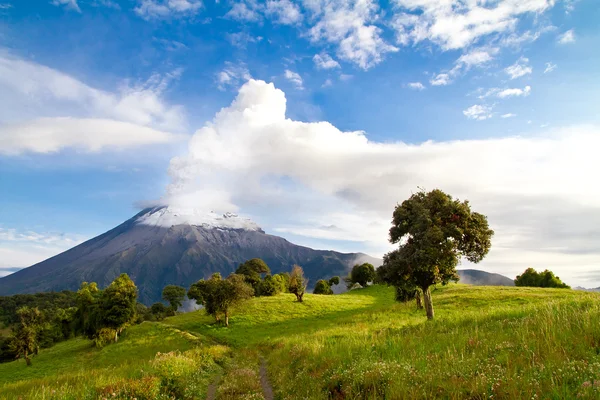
162 285 186 312
236 258 271 295
9 307 43 366
386 189 494 320
345 263 376 288
188 273 254 327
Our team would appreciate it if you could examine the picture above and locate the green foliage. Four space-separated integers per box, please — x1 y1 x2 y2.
9 307 43 366
328 276 340 287
288 265 307 302
162 285 186 312
188 273 254 326
98 274 138 341
259 275 281 296
273 273 289 293
235 258 271 295
515 268 570 288
345 263 376 288
313 280 333 295
386 188 494 319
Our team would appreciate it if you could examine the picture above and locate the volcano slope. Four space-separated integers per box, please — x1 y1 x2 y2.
1 284 600 399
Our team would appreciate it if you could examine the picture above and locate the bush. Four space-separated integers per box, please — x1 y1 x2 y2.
515 268 570 288
96 376 162 400
313 280 333 295
259 275 281 296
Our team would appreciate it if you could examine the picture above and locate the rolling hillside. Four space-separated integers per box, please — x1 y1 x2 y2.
2 284 599 399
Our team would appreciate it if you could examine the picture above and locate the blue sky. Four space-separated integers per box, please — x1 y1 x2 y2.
1 0 600 286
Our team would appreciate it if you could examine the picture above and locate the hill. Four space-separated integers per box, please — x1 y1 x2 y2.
0 206 379 304
1 284 599 399
457 269 514 286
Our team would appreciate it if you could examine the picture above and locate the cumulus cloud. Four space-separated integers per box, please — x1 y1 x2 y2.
51 0 81 12
135 0 202 20
463 104 493 120
407 82 425 90
265 0 302 24
165 80 600 286
307 0 398 69
430 47 497 86
505 57 532 79
0 52 184 154
284 70 303 89
313 53 340 69
482 85 532 99
391 0 557 50
226 0 261 22
558 29 576 44
430 73 451 86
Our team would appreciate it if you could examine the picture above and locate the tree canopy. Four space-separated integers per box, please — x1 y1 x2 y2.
515 268 570 288
345 263 376 288
288 265 307 302
162 285 186 312
235 258 271 295
313 276 340 295
9 307 43 366
383 189 494 320
188 273 254 327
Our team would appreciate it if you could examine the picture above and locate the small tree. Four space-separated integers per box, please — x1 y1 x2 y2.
9 307 42 366
313 280 333 295
387 189 494 320
150 302 168 320
98 273 138 342
288 265 307 302
328 276 340 287
515 268 570 288
345 263 376 288
236 258 271 295
272 273 288 293
162 285 186 312
259 275 281 296
188 273 254 327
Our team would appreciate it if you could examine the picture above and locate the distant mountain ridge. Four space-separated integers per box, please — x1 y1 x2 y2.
457 269 515 286
0 207 379 304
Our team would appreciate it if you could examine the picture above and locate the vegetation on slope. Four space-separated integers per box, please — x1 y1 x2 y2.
2 284 600 399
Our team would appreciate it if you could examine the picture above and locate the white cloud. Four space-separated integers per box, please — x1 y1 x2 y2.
0 228 85 272
0 118 180 154
407 82 425 90
51 0 81 12
265 0 302 24
226 0 261 22
226 32 262 48
166 80 600 286
558 29 576 44
456 48 496 68
501 113 517 118
135 0 202 19
216 62 252 91
322 79 333 87
0 52 185 154
284 69 303 89
430 73 451 86
313 53 340 69
307 0 398 70
0 3 13 9
463 104 493 120
505 57 532 79
497 85 531 98
544 62 557 73
391 0 557 50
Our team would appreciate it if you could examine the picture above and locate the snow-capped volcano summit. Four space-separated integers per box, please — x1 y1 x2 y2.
136 206 263 232
0 207 380 303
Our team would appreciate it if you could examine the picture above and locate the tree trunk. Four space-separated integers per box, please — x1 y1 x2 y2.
25 350 31 366
297 292 304 302
225 311 229 327
415 291 423 309
422 286 434 320
114 330 119 343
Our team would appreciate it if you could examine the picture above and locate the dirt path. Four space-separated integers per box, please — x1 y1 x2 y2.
206 373 221 400
259 357 274 400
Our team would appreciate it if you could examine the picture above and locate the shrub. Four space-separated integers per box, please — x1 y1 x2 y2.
313 280 333 295
259 275 281 296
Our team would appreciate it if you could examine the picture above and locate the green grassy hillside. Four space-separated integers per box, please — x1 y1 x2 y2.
2 285 600 399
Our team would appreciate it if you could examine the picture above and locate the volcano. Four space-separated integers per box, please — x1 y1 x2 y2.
0 207 379 304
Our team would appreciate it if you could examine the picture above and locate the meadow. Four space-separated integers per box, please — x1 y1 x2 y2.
1 284 600 399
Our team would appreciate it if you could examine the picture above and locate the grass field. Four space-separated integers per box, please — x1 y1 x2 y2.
1 284 600 399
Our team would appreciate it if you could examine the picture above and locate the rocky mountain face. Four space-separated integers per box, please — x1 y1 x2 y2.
457 269 515 286
0 207 378 304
